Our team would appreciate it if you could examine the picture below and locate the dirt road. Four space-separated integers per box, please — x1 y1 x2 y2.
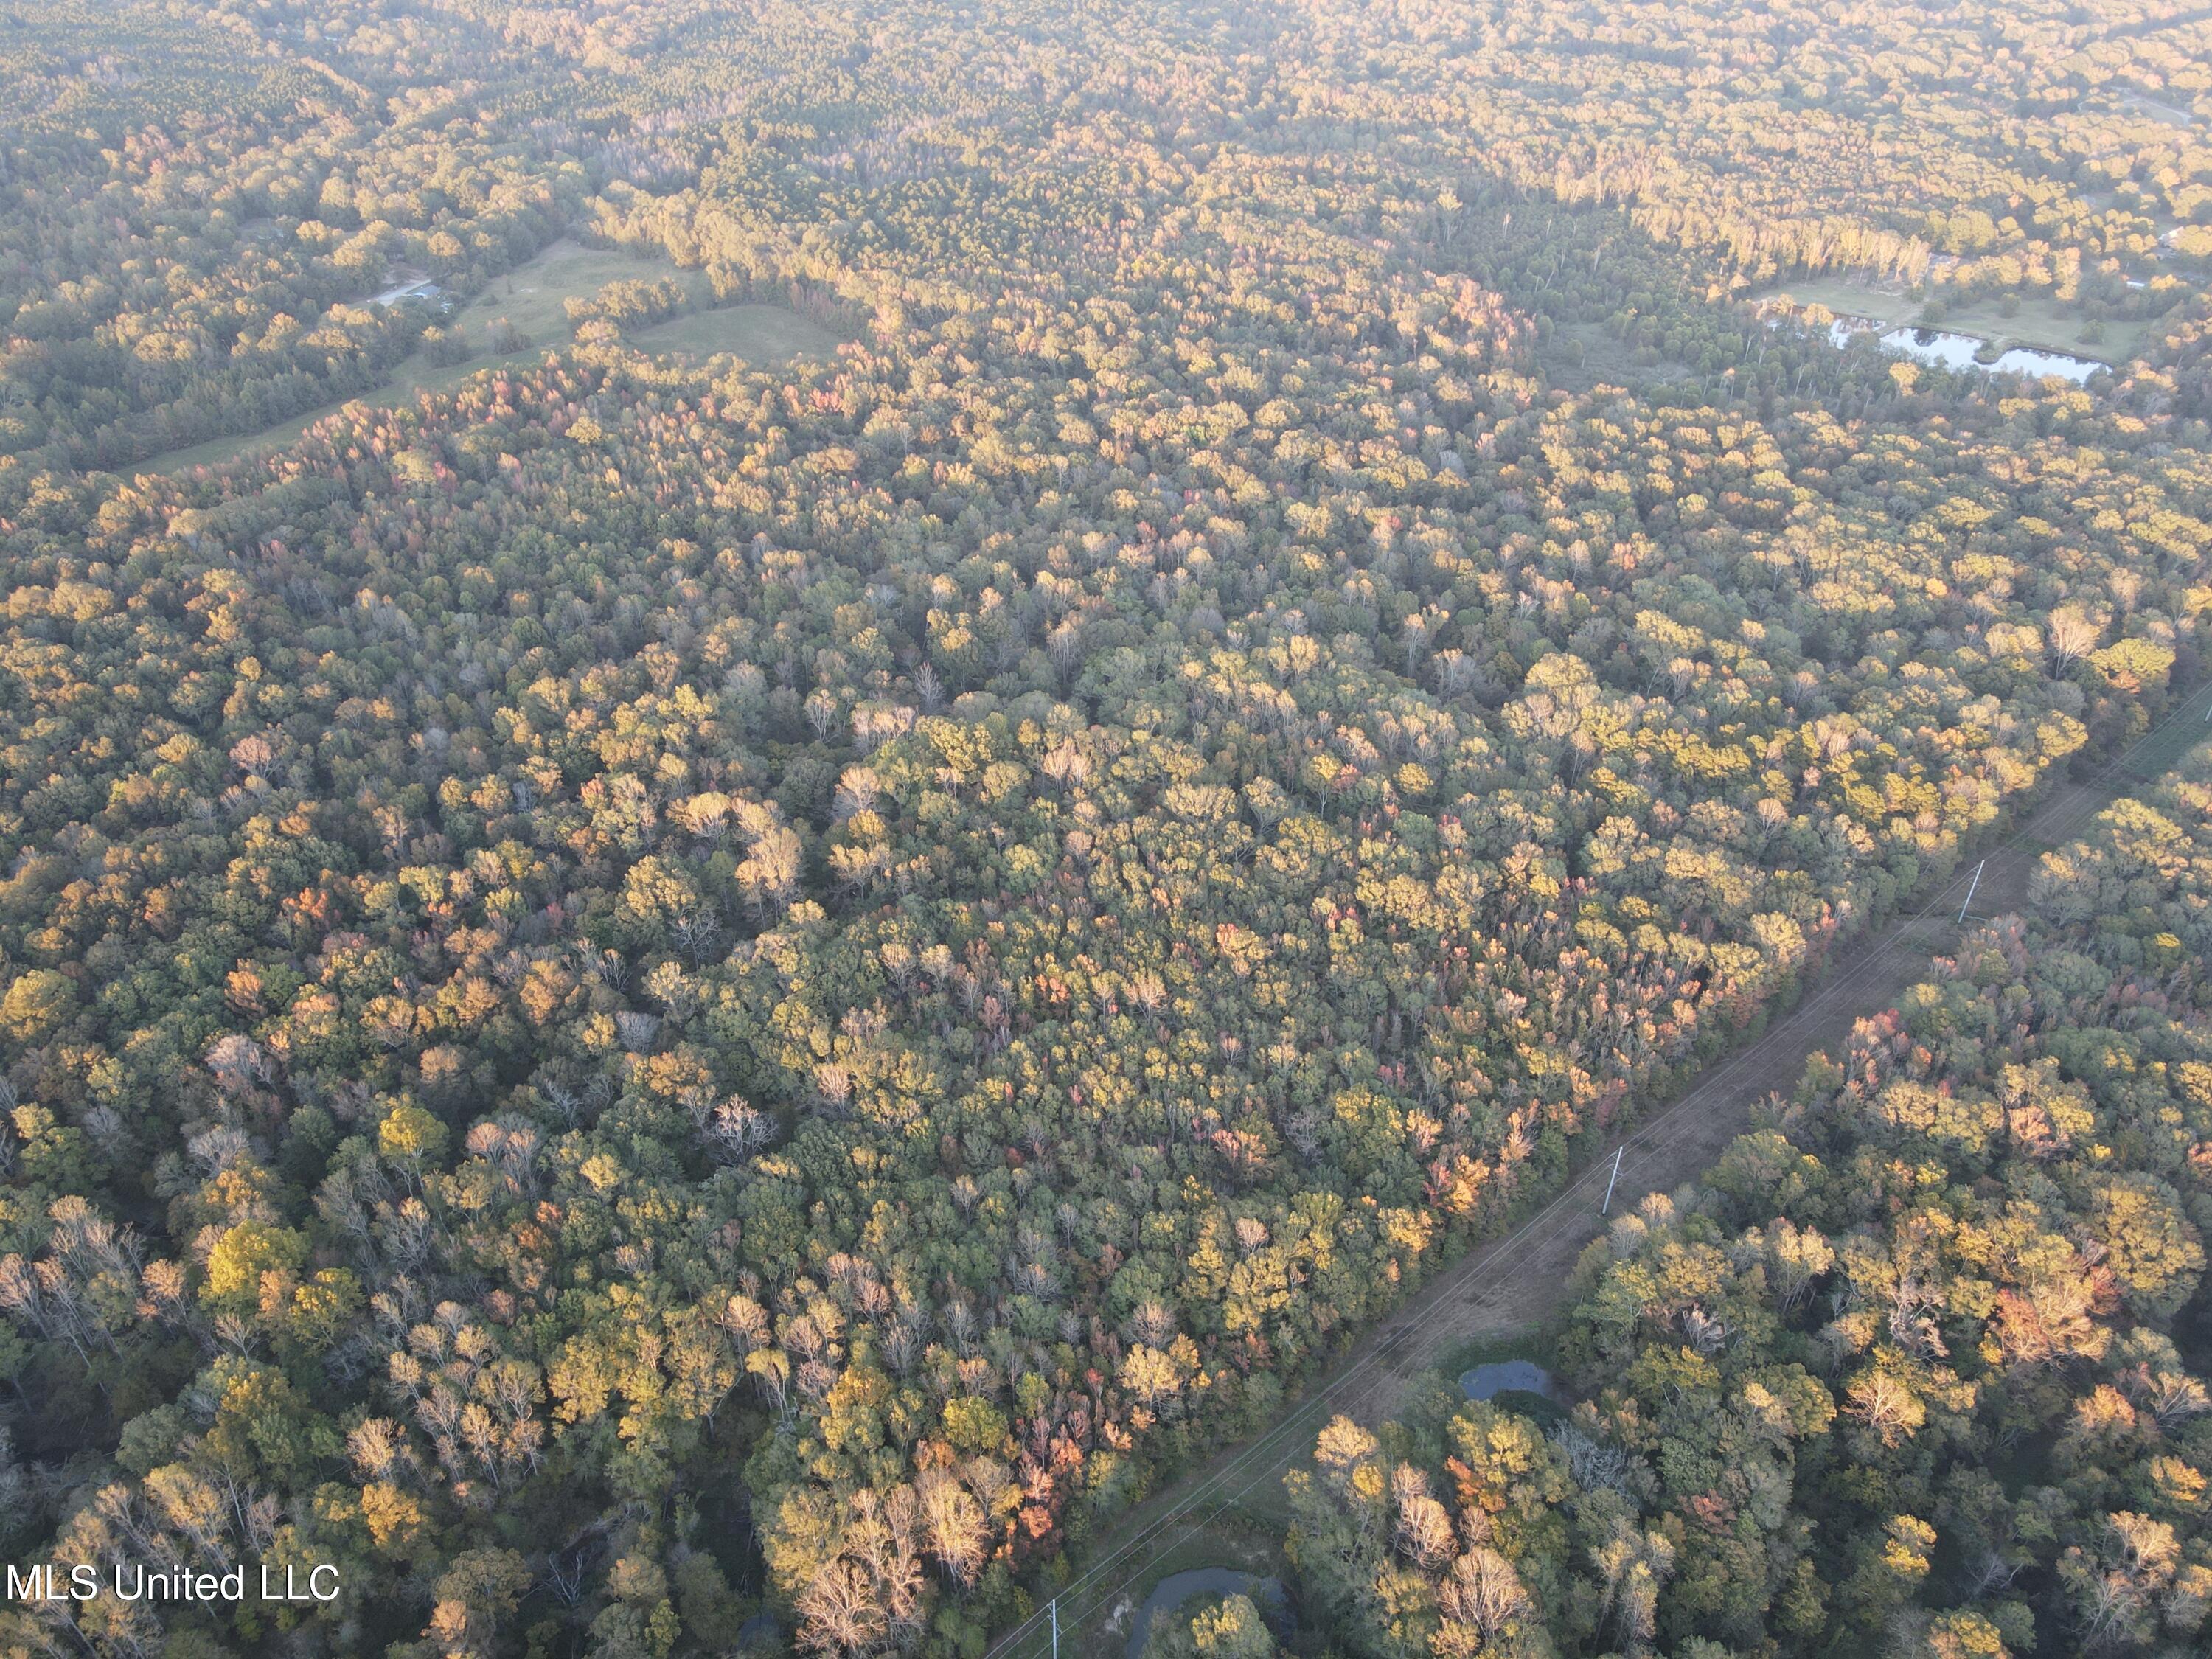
1346 701 2212 1416
991 691 2212 1659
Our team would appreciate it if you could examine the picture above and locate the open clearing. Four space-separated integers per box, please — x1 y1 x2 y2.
2121 93 2197 128
628 303 841 361
1757 276 2159 363
140 239 835 477
451 237 703 341
1018 688 2212 1659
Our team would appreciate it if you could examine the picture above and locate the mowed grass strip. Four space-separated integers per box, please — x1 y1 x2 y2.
627 304 841 363
1755 275 2163 363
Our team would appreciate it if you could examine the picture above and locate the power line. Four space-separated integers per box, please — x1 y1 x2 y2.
981 684 2212 1659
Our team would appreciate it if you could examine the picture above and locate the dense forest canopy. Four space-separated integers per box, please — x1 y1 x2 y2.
0 2 2208 1658
1256 744 2212 1659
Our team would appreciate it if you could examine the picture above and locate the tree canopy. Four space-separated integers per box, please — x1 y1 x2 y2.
0 2 2209 1658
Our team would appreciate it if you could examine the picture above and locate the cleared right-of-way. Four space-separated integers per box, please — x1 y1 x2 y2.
991 684 2212 1659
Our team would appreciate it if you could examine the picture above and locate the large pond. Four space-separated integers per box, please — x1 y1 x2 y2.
1877 327 2104 386
1124 1569 1287 1659
1460 1359 1560 1401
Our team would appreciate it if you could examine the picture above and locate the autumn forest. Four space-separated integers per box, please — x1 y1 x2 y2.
2 1 2212 1658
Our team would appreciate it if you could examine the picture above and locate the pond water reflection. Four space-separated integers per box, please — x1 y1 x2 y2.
1459 1359 1560 1401
1124 1571 1288 1659
1878 327 1985 372
1987 344 2104 383
1871 326 2104 385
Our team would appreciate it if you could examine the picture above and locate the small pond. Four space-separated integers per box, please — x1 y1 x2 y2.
1878 327 1985 372
1124 1569 1287 1659
1986 344 2104 384
1460 1359 1560 1402
1872 327 2104 386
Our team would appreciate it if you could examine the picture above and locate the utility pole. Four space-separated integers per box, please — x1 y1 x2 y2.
1599 1144 1624 1216
1956 859 1984 926
1051 1599 1059 1659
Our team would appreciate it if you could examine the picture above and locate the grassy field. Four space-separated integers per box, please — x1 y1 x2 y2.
141 240 835 477
452 237 706 341
1756 276 2155 362
2121 93 2197 128
628 304 840 362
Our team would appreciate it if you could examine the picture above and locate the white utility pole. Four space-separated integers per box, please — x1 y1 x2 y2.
1051 1599 1059 1659
1599 1144 1624 1216
1956 859 1984 925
